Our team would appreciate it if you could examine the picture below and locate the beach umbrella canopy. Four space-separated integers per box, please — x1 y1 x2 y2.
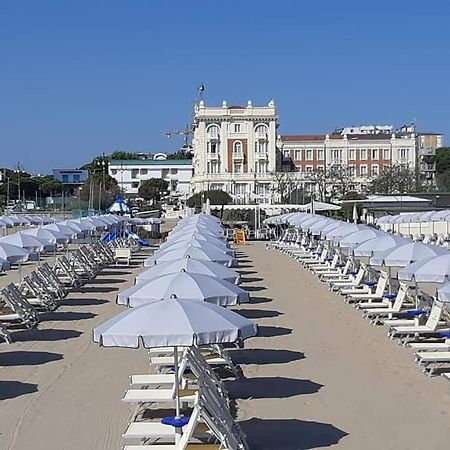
145 246 237 267
22 227 70 244
94 296 257 348
0 242 34 264
430 210 450 222
0 232 55 252
118 271 249 307
43 223 80 238
163 231 228 248
338 228 384 249
0 257 11 271
169 224 224 238
437 283 450 303
352 234 410 257
0 217 15 228
370 242 447 267
154 239 234 257
398 254 450 283
308 219 339 235
7 215 31 226
324 223 360 241
59 220 85 233
70 219 97 232
136 257 240 285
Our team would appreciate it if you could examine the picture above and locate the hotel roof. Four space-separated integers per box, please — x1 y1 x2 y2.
109 159 192 166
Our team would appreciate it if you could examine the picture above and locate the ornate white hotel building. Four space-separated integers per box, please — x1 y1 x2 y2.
191 100 279 203
190 100 443 203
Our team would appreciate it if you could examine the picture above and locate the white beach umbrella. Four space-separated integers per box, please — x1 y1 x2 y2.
43 223 80 238
169 225 224 240
7 215 31 226
0 232 55 252
0 242 34 264
430 210 450 222
0 217 14 228
338 228 384 249
163 231 228 248
370 242 447 268
398 254 450 284
437 283 450 303
83 217 109 230
59 220 85 234
352 234 410 258
154 239 234 257
118 271 249 307
93 295 257 424
0 257 11 271
324 223 360 241
308 219 339 235
145 246 237 267
22 227 70 244
70 219 97 232
136 257 241 285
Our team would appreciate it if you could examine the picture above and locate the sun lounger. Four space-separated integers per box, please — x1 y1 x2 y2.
347 273 388 305
415 351 450 376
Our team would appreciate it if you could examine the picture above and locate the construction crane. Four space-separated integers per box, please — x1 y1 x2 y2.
165 124 194 149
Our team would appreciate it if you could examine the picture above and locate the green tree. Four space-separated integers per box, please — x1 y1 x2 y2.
166 149 193 160
368 164 421 194
138 178 169 203
80 173 119 210
110 151 141 160
435 147 450 174
186 190 232 209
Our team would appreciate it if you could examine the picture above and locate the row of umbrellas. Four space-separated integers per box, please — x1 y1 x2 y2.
0 215 144 270
377 210 450 225
269 211 450 302
93 213 258 426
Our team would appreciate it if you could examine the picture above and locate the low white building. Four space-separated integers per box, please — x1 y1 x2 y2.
108 159 193 199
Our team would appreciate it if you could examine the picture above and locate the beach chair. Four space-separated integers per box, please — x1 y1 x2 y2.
0 285 39 329
388 301 450 345
310 253 339 274
415 350 450 376
362 283 411 324
116 248 132 266
347 272 389 305
319 259 351 281
329 266 365 292
0 321 12 344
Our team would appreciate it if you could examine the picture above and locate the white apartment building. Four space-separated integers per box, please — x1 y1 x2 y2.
191 100 279 204
108 158 192 199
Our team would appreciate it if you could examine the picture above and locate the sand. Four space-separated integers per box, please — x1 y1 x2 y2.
2 240 450 449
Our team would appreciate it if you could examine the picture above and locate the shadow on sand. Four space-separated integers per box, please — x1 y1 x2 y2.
240 418 348 449
99 270 132 276
230 348 305 365
233 309 282 319
0 351 63 366
0 381 38 400
249 296 272 304
41 311 97 322
257 325 292 338
245 286 267 292
89 278 125 285
227 376 323 399
72 286 119 294
240 276 264 284
12 329 82 342
61 298 108 307
237 270 258 276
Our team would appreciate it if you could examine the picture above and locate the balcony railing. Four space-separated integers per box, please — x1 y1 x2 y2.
207 131 220 140
255 131 268 140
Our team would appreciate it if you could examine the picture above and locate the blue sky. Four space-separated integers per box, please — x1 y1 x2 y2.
1 1 449 173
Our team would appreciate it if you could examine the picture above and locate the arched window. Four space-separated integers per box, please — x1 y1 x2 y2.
233 141 242 154
254 124 268 133
206 124 220 135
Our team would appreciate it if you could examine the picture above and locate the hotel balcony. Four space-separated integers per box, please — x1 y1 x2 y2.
255 131 268 140
207 131 220 140
232 152 244 160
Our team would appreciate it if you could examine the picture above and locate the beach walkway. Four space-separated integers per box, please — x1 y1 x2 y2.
232 242 450 449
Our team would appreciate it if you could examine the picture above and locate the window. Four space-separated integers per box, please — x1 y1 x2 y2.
349 165 356 177
110 169 118 175
233 162 242 173
317 149 324 160
233 141 242 154
317 165 324 172
171 168 178 175
131 182 139 189
207 124 220 136
305 165 313 173
257 183 270 195
255 161 268 173
399 148 409 160
306 149 313 160
161 169 169 178
383 148 390 160
73 174 80 183
297 165 302 173
233 123 241 133
131 169 139 179
372 165 379 176
255 124 268 134
140 169 148 175
295 150 302 160
207 161 221 174
234 183 247 195
62 174 69 183
208 141 218 153
255 141 267 153
360 149 367 160
332 149 342 161
283 149 290 160
349 149 356 160
372 149 379 160
360 165 368 176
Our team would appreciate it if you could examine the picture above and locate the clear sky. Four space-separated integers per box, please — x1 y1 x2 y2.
1 0 449 174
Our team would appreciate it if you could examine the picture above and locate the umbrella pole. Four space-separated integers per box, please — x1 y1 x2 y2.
173 345 182 444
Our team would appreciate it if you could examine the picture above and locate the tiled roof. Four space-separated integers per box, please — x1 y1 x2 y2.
281 135 325 142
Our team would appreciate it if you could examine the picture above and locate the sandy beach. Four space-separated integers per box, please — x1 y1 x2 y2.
2 241 450 449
